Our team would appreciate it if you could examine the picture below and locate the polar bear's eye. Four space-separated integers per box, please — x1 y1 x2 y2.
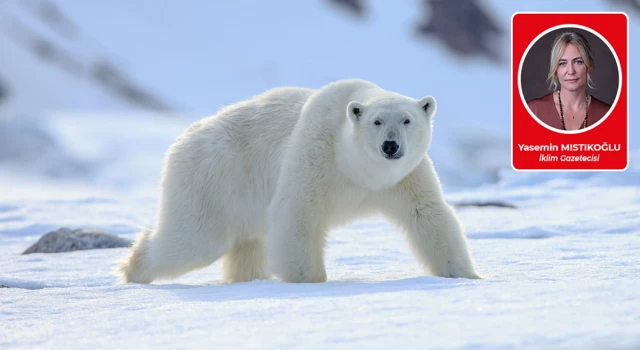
374 120 381 126
404 119 410 125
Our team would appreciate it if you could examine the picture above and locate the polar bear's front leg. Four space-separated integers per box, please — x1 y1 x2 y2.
382 158 482 279
268 187 328 283
406 201 481 279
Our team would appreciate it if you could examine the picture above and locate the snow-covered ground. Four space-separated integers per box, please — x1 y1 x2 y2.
2 177 640 349
1 0 640 348
1 118 639 348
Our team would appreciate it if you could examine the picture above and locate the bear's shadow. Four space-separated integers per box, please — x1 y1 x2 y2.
150 276 484 302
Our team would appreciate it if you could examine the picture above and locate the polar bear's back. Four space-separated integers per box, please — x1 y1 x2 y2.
159 87 315 233
215 86 316 172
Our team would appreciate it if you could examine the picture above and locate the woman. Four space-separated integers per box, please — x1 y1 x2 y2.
527 31 611 131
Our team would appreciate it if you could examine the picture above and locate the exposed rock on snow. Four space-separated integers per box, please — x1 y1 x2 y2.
22 227 132 254
0 77 8 103
453 200 517 209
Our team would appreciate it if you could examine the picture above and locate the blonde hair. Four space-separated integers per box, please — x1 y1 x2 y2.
546 31 595 91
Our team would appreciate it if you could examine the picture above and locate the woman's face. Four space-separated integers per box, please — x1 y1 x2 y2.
557 43 588 91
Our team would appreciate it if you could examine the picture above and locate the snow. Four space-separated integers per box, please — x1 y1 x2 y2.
2 185 640 349
1 0 640 348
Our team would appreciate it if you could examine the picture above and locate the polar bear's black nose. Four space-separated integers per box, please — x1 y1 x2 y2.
382 141 399 156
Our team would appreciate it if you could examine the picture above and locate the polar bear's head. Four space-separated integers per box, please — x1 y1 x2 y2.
340 94 437 190
347 95 436 161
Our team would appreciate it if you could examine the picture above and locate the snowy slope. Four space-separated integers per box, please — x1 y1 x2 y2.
1 0 637 190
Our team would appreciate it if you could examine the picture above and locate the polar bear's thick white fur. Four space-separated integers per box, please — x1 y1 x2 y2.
118 79 481 284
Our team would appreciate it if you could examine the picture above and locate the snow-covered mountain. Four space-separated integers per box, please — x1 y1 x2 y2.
0 0 638 193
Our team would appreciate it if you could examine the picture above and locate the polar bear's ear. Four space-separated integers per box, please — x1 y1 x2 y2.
418 96 437 119
346 101 364 122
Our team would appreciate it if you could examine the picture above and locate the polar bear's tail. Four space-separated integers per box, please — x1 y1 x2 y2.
117 228 154 284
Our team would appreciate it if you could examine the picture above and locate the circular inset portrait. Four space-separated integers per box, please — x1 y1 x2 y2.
519 25 620 133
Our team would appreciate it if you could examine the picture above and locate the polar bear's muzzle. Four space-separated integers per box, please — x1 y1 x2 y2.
381 140 403 159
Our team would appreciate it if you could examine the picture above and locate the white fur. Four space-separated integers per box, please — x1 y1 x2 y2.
117 79 481 284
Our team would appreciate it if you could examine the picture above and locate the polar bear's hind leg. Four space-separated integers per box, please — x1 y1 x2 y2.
222 237 269 283
118 226 234 284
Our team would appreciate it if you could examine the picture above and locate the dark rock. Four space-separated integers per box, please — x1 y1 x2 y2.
23 227 132 254
326 0 366 18
416 0 503 63
454 201 518 209
0 77 7 103
607 0 640 13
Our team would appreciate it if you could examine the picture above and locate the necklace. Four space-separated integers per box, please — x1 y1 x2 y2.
558 90 589 130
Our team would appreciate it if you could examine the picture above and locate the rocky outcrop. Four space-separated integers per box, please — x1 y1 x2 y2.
23 227 132 254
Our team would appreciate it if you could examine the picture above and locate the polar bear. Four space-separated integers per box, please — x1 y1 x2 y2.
118 78 481 284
